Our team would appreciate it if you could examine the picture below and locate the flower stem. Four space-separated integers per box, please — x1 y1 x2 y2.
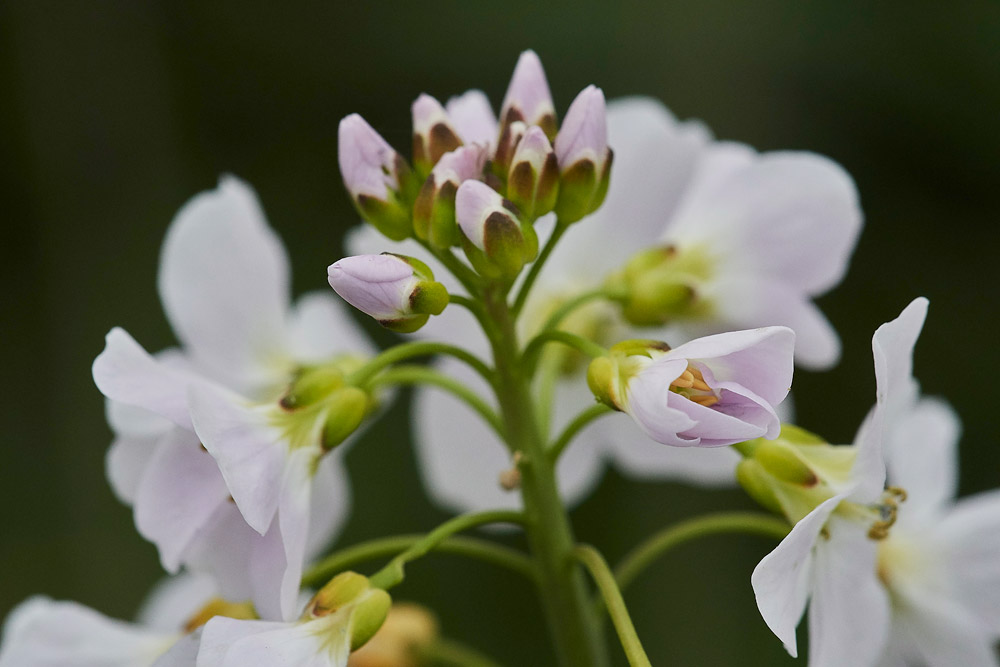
367 510 526 590
511 219 569 316
548 404 613 462
364 365 505 438
614 512 791 593
348 340 494 387
301 533 535 589
522 330 608 373
573 544 652 667
484 285 609 667
538 286 626 333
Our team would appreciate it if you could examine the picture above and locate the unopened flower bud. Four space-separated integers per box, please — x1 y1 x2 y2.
492 120 527 180
321 386 371 450
553 86 613 224
339 114 417 240
610 245 713 326
412 145 488 249
348 603 438 667
455 180 538 280
500 50 557 140
328 253 449 333
445 90 498 151
281 366 346 410
411 94 463 177
507 126 559 222
307 572 392 651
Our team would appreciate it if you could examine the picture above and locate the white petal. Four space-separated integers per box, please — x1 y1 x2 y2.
666 151 862 295
188 384 287 535
106 432 161 505
938 489 1000 633
886 586 998 667
752 494 841 657
699 276 841 370
0 597 175 667
884 397 960 520
137 574 218 632
305 449 351 560
248 449 315 622
807 516 890 667
412 358 520 513
93 328 204 430
197 616 346 667
182 502 255 603
285 291 376 364
158 176 292 394
872 297 927 419
153 632 201 667
135 429 233 572
625 358 701 446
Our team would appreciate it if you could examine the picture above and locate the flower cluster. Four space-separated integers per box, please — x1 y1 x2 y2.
2 49 996 667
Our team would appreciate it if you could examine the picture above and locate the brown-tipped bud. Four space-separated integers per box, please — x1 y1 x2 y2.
412 144 487 249
507 126 559 222
492 120 527 181
500 50 557 140
455 180 538 280
553 86 613 224
411 94 463 177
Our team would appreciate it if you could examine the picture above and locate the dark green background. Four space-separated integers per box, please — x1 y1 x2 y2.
2 2 998 664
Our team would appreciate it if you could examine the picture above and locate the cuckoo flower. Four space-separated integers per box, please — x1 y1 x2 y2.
499 49 556 137
197 573 390 667
93 177 372 621
0 574 225 667
588 328 794 448
869 394 1000 665
751 298 929 666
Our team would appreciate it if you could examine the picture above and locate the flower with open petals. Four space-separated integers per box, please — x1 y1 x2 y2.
751 298 929 666
93 176 371 621
588 328 794 448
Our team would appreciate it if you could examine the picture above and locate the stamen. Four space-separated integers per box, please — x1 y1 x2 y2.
690 395 719 407
691 378 712 392
868 486 908 540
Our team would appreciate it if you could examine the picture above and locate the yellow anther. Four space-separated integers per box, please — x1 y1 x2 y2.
691 378 712 392
690 395 719 408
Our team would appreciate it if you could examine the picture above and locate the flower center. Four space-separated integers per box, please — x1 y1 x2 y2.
669 365 719 407
868 486 908 540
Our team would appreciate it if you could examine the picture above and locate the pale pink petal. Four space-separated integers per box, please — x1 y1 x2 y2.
158 176 292 394
285 291 376 365
938 489 1000 633
500 50 554 126
338 114 399 200
624 358 701 447
554 86 608 170
137 574 218 632
807 516 890 667
135 429 232 572
197 616 345 667
446 90 498 149
328 254 416 321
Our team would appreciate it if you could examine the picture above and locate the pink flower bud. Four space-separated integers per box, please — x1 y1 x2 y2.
500 50 556 138
412 144 488 248
507 126 559 220
554 85 609 173
411 94 462 175
455 180 537 279
445 90 498 150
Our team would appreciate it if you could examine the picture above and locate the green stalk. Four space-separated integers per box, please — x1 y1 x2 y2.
484 286 609 667
348 340 494 387
574 545 652 667
511 219 569 316
548 404 613 462
614 512 790 593
301 534 535 589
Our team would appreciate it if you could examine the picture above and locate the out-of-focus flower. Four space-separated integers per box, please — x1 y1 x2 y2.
197 572 390 667
751 298 928 666
348 603 438 667
328 253 448 333
93 177 372 621
588 328 794 447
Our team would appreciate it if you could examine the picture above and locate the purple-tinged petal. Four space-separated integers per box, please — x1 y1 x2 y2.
554 85 609 171
454 180 506 251
624 358 701 447
328 254 417 321
429 144 487 184
937 488 1000 633
500 50 555 130
188 384 287 536
338 114 400 200
445 90 498 149
137 574 218 632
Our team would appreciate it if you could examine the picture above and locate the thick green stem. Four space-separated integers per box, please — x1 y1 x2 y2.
365 365 505 438
301 534 535 589
614 512 791 593
368 510 525 590
484 286 609 667
574 545 652 667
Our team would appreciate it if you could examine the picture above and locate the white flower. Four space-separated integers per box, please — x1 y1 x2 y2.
751 298 929 666
0 574 216 667
93 176 371 620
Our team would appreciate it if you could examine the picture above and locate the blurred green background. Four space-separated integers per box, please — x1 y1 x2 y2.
2 1 998 664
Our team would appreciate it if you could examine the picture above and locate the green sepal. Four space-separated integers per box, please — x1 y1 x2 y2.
321 387 371 450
